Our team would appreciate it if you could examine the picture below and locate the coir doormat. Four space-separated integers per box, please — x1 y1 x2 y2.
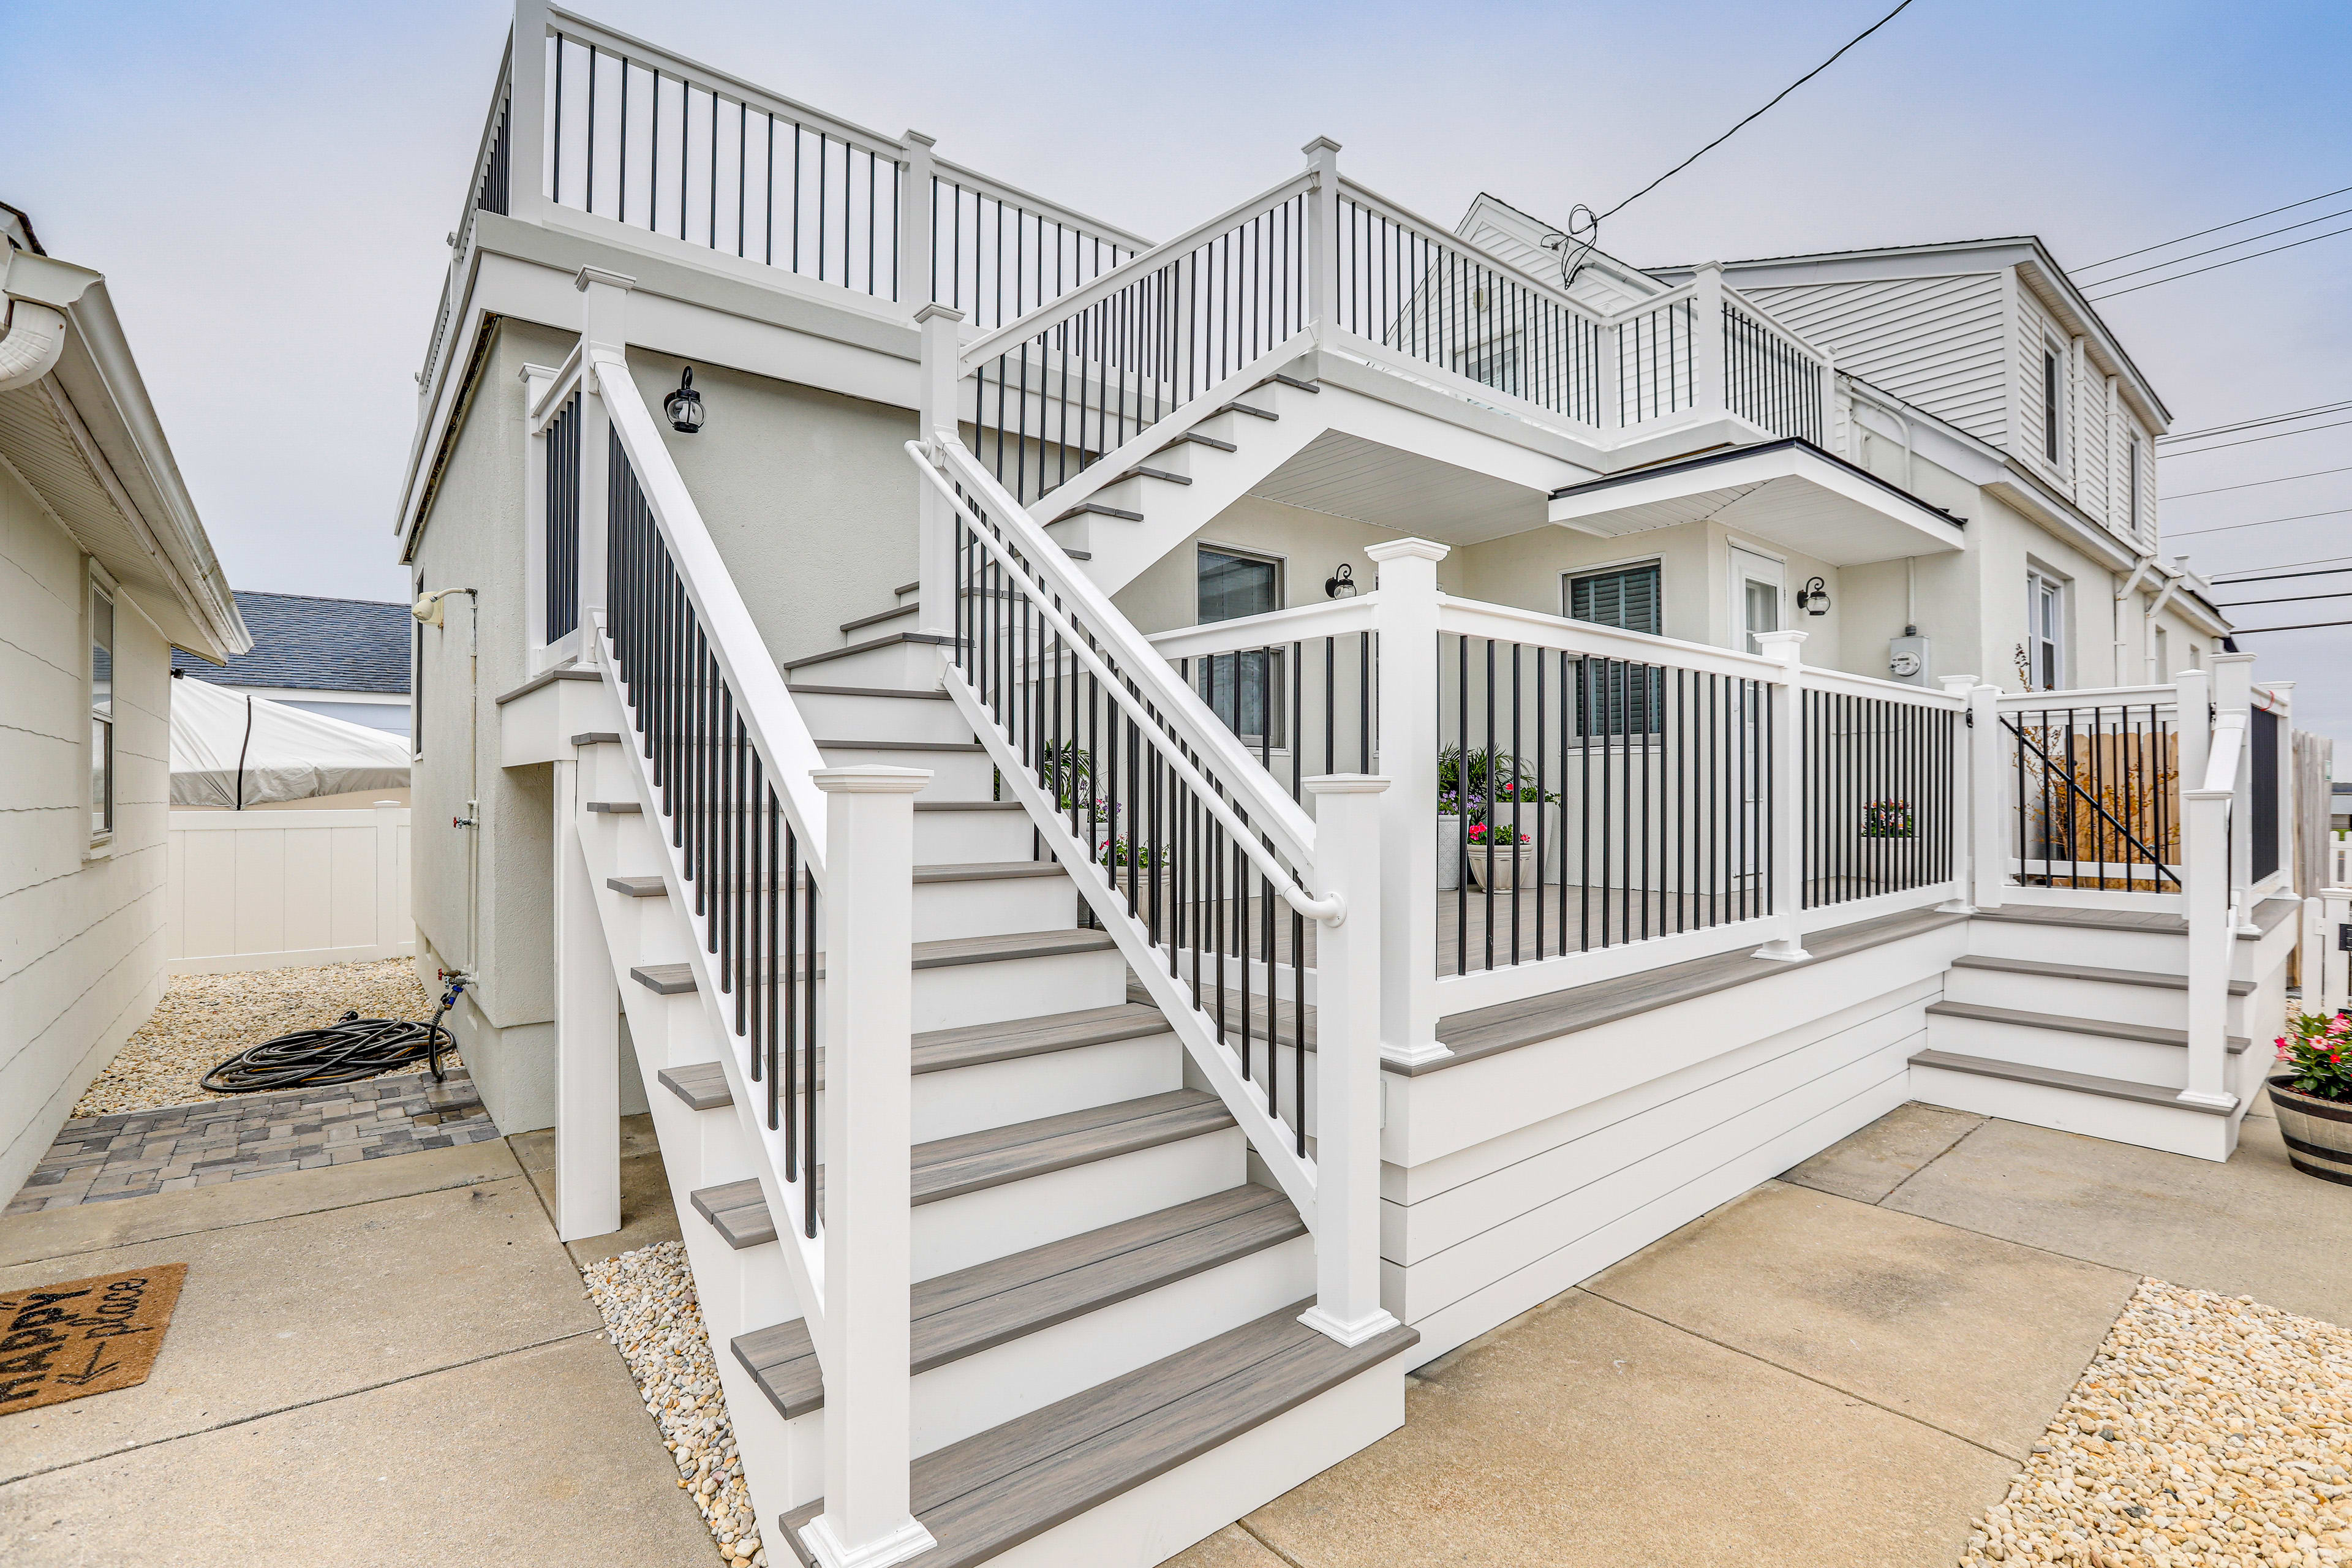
0 1264 187 1415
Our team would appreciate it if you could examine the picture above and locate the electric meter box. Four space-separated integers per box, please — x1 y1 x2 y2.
1888 634 1931 687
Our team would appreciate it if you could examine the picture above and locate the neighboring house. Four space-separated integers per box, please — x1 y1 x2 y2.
172 589 413 737
0 201 248 1200
394 12 2302 1565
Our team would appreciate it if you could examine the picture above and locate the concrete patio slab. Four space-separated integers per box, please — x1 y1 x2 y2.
1167 1524 1285 1567
1882 1110 2352 1327
1778 1101 1986 1204
0 1335 713 1567
0 1140 520 1270
508 1112 684 1267
1580 1179 2135 1459
1219 1287 2013 1568
0 1172 595 1482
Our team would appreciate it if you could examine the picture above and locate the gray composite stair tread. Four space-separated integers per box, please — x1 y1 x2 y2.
1111 465 1191 486
840 603 919 637
1975 899 2295 941
786 684 949 701
1950 954 2253 995
629 929 1119 995
606 875 666 898
1159 430 1237 453
688 1089 1239 1251
1215 401 1279 421
571 731 624 745
914 800 1027 813
658 1062 733 1110
731 1185 1303 1419
777 1303 1417 1568
1259 372 1321 393
813 737 984 753
1926 998 2250 1052
895 579 921 597
587 801 643 815
916 1003 1173 1076
1907 1047 2234 1115
913 861 1067 884
1053 500 1147 524
782 630 957 671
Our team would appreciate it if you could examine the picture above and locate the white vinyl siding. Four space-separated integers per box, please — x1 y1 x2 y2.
1455 203 1659 314
1739 273 2009 445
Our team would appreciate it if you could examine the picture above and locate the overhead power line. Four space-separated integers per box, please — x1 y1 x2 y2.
2165 464 2352 500
2165 506 2352 540
2073 183 2352 272
2085 222 2352 302
2209 562 2352 586
2157 416 2352 458
2211 556 2352 583
2158 399 2352 445
2224 619 2352 634
2079 206 2352 287
2212 589 2352 609
1600 0 1923 219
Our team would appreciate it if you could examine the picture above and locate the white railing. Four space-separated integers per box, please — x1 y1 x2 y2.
165 805 413 975
1992 684 2185 903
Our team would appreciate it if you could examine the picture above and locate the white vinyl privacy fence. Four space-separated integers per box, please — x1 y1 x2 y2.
165 805 413 974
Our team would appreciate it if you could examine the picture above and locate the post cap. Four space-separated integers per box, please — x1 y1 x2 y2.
1366 537 1450 564
914 303 965 326
1302 135 1343 158
812 766 932 795
1751 629 1809 650
1303 774 1391 796
573 265 637 293
902 129 937 149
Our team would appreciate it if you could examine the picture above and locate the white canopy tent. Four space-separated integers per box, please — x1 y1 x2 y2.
170 673 411 808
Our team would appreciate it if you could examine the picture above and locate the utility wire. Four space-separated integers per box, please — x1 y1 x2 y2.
2078 206 2352 287
2223 618 2352 634
2209 562 2352 586
2158 399 2352 445
2075 183 2352 271
2165 507 2352 540
2086 222 2352 302
1600 0 1922 219
2165 464 2352 500
2212 589 2352 609
2158 416 2352 458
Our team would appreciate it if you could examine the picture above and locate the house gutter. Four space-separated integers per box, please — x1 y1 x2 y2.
0 250 97 391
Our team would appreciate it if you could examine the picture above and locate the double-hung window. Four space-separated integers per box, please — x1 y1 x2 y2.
1195 546 1285 749
2026 570 2065 691
1566 562 1662 737
89 575 114 838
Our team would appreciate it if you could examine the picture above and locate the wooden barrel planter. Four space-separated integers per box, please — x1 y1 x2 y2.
2266 1076 2352 1186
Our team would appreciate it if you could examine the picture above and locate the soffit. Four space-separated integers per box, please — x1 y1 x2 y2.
1246 429 1549 545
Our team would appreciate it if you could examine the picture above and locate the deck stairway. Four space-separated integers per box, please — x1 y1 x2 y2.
1912 902 2285 1159
571 551 1411 1565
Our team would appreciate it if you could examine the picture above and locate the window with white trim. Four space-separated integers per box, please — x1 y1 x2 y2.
89 573 115 838
1195 546 1286 747
2026 569 2065 691
2127 435 2144 536
1564 562 1662 635
2041 346 2063 465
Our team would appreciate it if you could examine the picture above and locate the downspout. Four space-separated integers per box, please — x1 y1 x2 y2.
0 296 68 391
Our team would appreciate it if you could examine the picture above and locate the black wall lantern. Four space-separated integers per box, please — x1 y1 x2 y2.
1325 562 1359 599
1798 576 1832 616
665 366 706 434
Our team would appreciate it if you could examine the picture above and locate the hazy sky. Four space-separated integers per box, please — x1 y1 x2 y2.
7 1 2348 739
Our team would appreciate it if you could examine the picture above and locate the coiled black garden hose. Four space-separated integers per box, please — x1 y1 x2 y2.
201 978 469 1095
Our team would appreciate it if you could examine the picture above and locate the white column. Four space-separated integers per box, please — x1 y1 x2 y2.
2182 713 2243 1111
507 0 552 224
521 361 558 665
1751 630 1809 960
1937 674 1977 913
2269 679 2297 892
1303 137 1341 346
914 304 965 639
801 765 934 1568
897 131 937 313
576 266 634 628
1690 263 1728 421
1298 775 1401 1349
1968 684 2005 911
553 755 620 1240
1368 537 1449 1066
2213 652 2256 929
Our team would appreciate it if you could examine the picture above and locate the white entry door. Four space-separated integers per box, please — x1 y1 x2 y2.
1730 547 1785 654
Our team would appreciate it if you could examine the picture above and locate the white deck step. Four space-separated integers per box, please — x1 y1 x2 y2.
1907 1047 2239 1161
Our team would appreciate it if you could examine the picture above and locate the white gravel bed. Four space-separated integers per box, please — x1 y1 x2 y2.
1963 1280 2352 1567
584 1242 767 1567
73 959 459 1118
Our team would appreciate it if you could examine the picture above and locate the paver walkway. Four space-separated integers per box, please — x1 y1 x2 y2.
5 1069 497 1215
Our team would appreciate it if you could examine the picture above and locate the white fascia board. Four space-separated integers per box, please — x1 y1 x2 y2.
1549 441 1965 556
209 684 411 705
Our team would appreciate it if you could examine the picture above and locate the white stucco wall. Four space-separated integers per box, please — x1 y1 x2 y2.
0 460 173 1200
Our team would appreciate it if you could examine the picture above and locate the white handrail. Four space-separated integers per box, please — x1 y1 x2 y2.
908 440 1340 922
957 172 1314 374
1800 665 1967 707
1145 595 1381 660
1719 283 1831 369
1998 683 2182 707
597 349 833 873
1335 174 1609 329
529 342 586 429
1436 595 1786 686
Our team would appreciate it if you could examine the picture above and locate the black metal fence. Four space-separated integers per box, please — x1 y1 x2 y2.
1172 631 1378 805
2003 698 2180 891
543 392 581 643
2251 703 2280 884
607 431 820 1239
1724 303 1823 445
1801 687 1956 910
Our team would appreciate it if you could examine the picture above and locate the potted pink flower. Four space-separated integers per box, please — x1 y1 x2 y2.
2269 1011 2352 1186
1465 821 1537 892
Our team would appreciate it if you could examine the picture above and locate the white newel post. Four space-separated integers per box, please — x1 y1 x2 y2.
1751 631 1809 960
1967 684 2005 911
2213 652 2256 928
1299 776 1402 1349
507 0 552 225
2182 714 2242 1111
803 766 935 1568
2269 680 2297 891
1937 675 1978 912
553 752 620 1240
521 361 558 666
914 304 965 639
2324 884 2352 1017
1303 137 1341 346
1368 537 1449 1065
897 131 937 312
576 266 633 627
1690 263 1728 421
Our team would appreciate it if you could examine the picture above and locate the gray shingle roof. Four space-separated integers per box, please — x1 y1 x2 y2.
172 591 410 695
